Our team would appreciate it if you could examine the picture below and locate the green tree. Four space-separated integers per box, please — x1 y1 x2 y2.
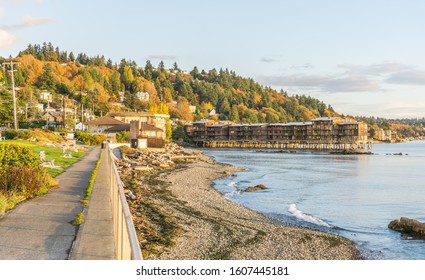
229 105 240 122
36 63 57 91
219 98 231 118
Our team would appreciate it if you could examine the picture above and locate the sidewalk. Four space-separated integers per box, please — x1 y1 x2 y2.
0 147 101 260
69 148 115 260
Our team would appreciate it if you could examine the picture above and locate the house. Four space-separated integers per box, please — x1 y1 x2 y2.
140 123 164 139
40 92 52 101
129 120 165 148
42 111 63 128
189 105 197 114
108 112 169 140
35 103 44 112
75 122 88 131
135 92 150 101
84 116 125 134
208 108 216 116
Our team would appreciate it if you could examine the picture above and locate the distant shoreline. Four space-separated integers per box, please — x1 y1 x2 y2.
145 151 360 260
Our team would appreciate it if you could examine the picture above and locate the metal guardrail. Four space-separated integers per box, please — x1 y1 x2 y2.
107 143 142 260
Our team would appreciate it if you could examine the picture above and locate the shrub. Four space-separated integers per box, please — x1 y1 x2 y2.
2 129 32 140
0 144 53 214
75 131 106 145
116 130 130 143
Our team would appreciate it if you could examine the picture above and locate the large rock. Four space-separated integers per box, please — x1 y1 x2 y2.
388 217 425 239
245 184 268 192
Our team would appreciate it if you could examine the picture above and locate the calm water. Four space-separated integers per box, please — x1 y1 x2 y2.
204 141 425 260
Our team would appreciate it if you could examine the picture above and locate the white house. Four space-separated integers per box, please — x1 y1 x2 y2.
136 91 150 101
40 92 52 101
75 122 88 131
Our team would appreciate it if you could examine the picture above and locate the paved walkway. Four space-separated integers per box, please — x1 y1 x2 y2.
0 146 112 260
69 148 115 260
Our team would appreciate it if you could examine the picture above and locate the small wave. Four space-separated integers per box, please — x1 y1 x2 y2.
288 203 332 228
224 190 241 199
227 181 238 187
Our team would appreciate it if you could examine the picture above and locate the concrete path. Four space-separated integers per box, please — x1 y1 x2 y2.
0 147 101 260
69 148 115 260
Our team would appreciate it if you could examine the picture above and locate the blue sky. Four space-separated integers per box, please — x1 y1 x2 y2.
1 0 425 118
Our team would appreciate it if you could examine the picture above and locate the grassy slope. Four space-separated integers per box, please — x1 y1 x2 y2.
0 140 87 177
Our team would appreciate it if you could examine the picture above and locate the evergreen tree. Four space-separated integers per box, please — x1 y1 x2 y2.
229 105 240 122
158 60 165 71
36 63 57 90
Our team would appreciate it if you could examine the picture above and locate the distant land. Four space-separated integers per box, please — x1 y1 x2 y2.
1 42 424 140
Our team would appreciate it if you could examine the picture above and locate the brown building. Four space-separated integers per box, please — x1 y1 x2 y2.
108 112 169 140
129 121 165 148
186 117 371 151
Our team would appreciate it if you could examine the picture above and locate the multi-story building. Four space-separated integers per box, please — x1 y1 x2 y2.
186 117 371 151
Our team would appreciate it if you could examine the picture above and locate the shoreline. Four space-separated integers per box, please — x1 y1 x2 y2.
131 149 360 260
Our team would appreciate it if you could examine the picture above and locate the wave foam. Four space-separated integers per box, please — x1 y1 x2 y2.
288 203 332 228
224 190 241 199
227 181 238 187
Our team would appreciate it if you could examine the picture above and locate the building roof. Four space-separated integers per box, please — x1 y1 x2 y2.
312 117 340 122
338 122 361 125
103 123 131 133
141 123 163 132
85 116 125 126
192 119 213 124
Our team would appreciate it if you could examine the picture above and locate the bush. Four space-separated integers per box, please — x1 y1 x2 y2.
2 129 31 140
116 130 130 143
0 144 53 214
75 131 106 145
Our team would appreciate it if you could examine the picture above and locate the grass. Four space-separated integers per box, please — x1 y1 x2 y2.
72 153 102 225
72 212 84 225
0 140 87 177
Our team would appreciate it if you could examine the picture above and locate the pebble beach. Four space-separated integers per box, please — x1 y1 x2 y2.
135 151 360 260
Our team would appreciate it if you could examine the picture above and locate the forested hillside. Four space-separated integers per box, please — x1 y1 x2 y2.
0 42 338 125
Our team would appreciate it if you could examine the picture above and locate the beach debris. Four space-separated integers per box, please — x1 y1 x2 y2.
388 217 425 239
245 184 268 192
116 143 196 175
124 189 137 200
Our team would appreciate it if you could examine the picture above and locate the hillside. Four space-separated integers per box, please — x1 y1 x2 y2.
0 43 338 126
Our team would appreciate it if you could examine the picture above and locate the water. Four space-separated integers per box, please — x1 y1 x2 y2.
204 141 425 260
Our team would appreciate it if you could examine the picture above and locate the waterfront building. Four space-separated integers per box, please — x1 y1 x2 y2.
186 117 371 151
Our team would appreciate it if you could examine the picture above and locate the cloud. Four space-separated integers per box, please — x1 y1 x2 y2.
338 63 414 76
21 15 53 27
2 15 54 30
387 70 425 85
261 57 278 63
146 54 178 61
291 63 314 70
258 73 381 93
0 7 4 16
259 62 425 93
0 28 16 48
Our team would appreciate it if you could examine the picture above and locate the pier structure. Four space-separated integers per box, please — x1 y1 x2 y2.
185 117 372 152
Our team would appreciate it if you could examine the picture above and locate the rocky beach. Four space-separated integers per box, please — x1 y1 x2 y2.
117 144 360 260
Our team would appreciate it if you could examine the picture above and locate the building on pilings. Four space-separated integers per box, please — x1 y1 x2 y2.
185 117 372 152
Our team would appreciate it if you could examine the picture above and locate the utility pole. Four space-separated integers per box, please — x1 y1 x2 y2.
3 58 20 130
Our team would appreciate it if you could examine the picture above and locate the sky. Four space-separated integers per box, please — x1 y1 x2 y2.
1 0 425 119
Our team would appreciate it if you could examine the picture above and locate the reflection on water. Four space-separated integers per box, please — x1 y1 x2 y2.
206 141 425 260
